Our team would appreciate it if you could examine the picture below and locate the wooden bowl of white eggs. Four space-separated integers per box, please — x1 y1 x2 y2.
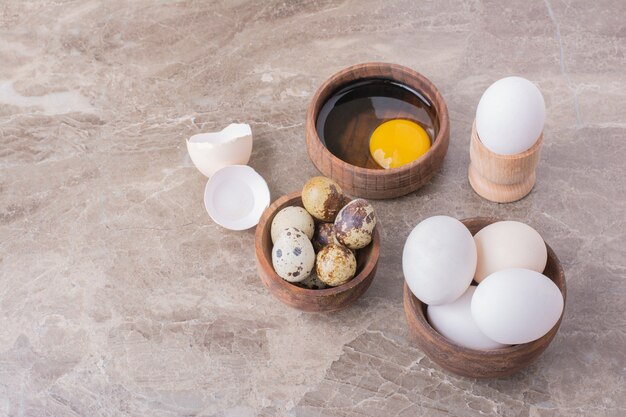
403 217 566 378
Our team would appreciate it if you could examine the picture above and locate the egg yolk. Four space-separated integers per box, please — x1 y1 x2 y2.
369 119 431 169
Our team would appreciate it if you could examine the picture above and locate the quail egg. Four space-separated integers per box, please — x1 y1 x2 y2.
316 244 357 287
271 206 315 244
301 176 346 222
311 222 340 252
334 199 376 250
296 272 329 290
272 227 315 282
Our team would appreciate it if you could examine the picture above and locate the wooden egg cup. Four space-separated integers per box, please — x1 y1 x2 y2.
468 121 542 203
306 62 450 200
255 192 380 312
403 217 566 379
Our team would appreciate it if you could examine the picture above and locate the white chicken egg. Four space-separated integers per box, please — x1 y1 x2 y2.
272 227 315 283
427 286 508 350
474 221 547 283
187 123 253 177
471 268 564 345
403 216 477 306
476 77 545 155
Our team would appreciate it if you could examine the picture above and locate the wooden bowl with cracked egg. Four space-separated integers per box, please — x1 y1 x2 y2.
403 217 566 379
255 191 380 312
305 62 450 199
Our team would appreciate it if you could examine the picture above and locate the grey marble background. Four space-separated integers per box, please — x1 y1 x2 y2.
0 1 624 416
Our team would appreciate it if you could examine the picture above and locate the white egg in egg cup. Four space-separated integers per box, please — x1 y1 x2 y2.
468 76 546 204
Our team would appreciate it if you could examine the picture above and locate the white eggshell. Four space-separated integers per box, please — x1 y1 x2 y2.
187 123 253 177
427 286 508 350
471 268 564 345
271 206 315 244
204 165 270 231
272 227 315 283
403 216 477 306
474 221 547 283
476 77 545 155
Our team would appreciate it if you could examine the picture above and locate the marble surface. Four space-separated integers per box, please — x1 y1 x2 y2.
1 1 624 416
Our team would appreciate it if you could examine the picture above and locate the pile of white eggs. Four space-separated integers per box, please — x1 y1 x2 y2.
403 216 564 350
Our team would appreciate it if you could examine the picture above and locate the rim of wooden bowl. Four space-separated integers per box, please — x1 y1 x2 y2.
255 191 380 299
403 216 567 377
305 62 450 176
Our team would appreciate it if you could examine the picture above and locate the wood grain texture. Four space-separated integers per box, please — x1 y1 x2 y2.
468 121 542 203
255 192 380 312
403 217 567 379
306 62 450 199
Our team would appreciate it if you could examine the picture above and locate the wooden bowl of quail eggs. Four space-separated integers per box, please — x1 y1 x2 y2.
255 176 380 312
402 216 566 378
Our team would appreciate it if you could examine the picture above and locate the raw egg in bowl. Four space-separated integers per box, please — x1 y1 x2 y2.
306 62 450 199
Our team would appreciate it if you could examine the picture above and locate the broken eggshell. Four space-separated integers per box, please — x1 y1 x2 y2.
204 165 270 231
187 123 253 177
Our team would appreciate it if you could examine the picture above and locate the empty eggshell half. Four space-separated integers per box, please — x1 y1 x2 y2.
187 123 253 177
204 165 270 231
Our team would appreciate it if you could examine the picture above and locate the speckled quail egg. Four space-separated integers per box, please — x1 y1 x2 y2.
296 272 329 290
272 227 315 283
316 244 357 287
301 176 346 222
271 206 315 244
334 199 377 250
311 222 340 252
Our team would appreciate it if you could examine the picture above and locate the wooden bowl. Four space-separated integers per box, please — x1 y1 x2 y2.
403 217 566 378
306 62 450 200
255 192 380 312
468 121 543 203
